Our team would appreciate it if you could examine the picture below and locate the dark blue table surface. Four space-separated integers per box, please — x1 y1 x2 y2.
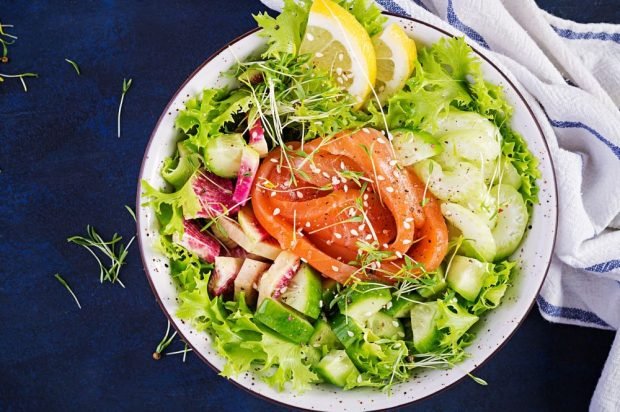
1 1 618 411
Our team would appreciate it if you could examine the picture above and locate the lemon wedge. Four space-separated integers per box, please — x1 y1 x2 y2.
372 23 417 106
299 0 376 108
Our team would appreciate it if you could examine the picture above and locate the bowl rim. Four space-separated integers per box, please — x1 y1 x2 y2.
136 12 558 412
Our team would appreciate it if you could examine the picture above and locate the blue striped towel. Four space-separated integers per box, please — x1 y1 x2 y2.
260 0 620 409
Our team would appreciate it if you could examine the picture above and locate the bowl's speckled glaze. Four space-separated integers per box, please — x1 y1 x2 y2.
137 14 558 411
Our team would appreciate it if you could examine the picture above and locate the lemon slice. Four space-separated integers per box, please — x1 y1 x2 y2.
299 0 376 108
372 23 417 105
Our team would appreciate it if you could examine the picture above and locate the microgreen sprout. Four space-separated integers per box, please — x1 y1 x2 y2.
64 58 81 75
117 78 132 138
124 205 137 222
153 320 177 360
67 225 134 287
54 273 81 309
0 72 38 92
166 342 192 362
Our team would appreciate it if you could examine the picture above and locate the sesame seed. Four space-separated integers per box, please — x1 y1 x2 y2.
338 53 344 61
350 229 359 236
270 191 276 197
382 243 389 249
362 127 370 134
337 76 344 84
334 233 342 239
336 67 343 75
392 320 400 327
315 52 323 58
395 251 403 258
332 176 340 186
363 194 369 200
340 176 346 183
347 330 354 337
273 208 280 216
358 224 366 231
319 300 323 308
405 217 414 223
365 234 372 240
403 239 412 245
403 221 411 230
389 160 397 166
386 301 393 309
363 201 369 208
377 137 386 144
343 184 349 193
301 257 308 263
305 221 311 228
348 208 356 216
340 161 346 170
270 158 278 163
365 311 373 317
296 191 304 199
377 175 385 181
332 265 339 272
326 240 333 245
322 172 330 179
386 186 394 193
306 33 314 41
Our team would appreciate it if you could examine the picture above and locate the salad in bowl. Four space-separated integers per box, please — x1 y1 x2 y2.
139 0 554 406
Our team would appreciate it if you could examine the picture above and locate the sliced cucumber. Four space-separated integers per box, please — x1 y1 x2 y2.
280 264 323 320
204 133 245 178
495 158 522 190
441 129 500 165
491 184 528 260
331 314 364 348
309 319 344 350
441 202 496 262
392 129 442 166
385 293 419 318
321 278 339 309
162 155 197 189
316 350 360 387
434 110 499 140
254 298 314 344
446 255 490 301
337 284 392 324
366 311 405 339
410 301 440 353
413 159 486 205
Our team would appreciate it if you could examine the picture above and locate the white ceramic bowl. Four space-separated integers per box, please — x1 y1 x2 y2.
137 13 558 411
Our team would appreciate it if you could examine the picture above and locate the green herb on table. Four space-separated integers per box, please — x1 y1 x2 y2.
67 225 134 287
0 72 38 92
54 273 81 309
117 78 132 138
64 58 81 75
166 342 192 363
153 320 177 360
0 22 17 60
124 205 137 222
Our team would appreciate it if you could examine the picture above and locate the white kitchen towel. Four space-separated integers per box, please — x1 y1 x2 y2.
260 0 620 410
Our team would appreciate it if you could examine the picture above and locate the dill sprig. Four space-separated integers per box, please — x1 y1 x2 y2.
67 225 134 287
54 273 82 309
65 58 81 75
117 78 132 138
153 320 178 360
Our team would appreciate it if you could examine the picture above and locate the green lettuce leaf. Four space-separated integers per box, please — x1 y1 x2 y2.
467 259 516 315
177 282 318 392
436 292 479 350
335 0 387 37
254 0 311 58
156 234 211 291
141 173 201 236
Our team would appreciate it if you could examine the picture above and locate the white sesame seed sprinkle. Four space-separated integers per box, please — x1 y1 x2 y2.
332 265 339 272
377 175 385 181
340 161 346 170
386 186 394 193
343 184 349 193
273 208 280 216
350 229 359 236
306 33 314 41
403 239 412 245
336 67 343 75
362 127 370 134
395 251 403 258
389 160 398 166
365 234 372 240
334 233 342 239
332 176 340 186
383 243 389 249
377 137 386 144
405 217 414 223
296 191 304 199
363 194 369 200
270 158 278 163
305 221 311 228
403 221 411 230
338 53 344 61
347 330 354 337
270 191 276 197
392 320 400 327
322 172 330 179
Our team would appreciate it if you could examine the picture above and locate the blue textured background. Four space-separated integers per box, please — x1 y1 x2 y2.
1 1 618 410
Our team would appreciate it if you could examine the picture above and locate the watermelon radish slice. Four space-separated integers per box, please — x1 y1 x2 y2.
172 220 220 263
231 146 260 209
209 256 244 297
190 171 235 218
218 218 282 260
238 205 270 242
257 251 301 306
249 119 269 157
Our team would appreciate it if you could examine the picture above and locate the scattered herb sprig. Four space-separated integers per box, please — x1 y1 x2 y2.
67 225 134 287
153 320 177 360
65 58 81 75
117 78 132 138
54 273 82 309
124 205 137 222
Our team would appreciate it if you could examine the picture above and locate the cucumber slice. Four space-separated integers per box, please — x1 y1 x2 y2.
337 284 392 324
392 129 442 166
410 302 439 353
316 350 360 387
204 133 245 178
446 255 490 301
440 129 500 165
331 314 364 348
254 298 314 344
309 319 343 350
441 202 496 262
385 293 419 318
321 278 339 309
491 184 528 260
434 110 499 140
413 160 486 204
280 264 323 319
495 158 522 189
366 311 405 339
162 156 196 189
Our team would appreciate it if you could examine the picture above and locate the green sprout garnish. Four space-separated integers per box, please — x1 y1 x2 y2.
117 78 132 138
124 205 137 222
64 58 81 75
153 320 178 360
54 273 81 309
67 225 134 287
